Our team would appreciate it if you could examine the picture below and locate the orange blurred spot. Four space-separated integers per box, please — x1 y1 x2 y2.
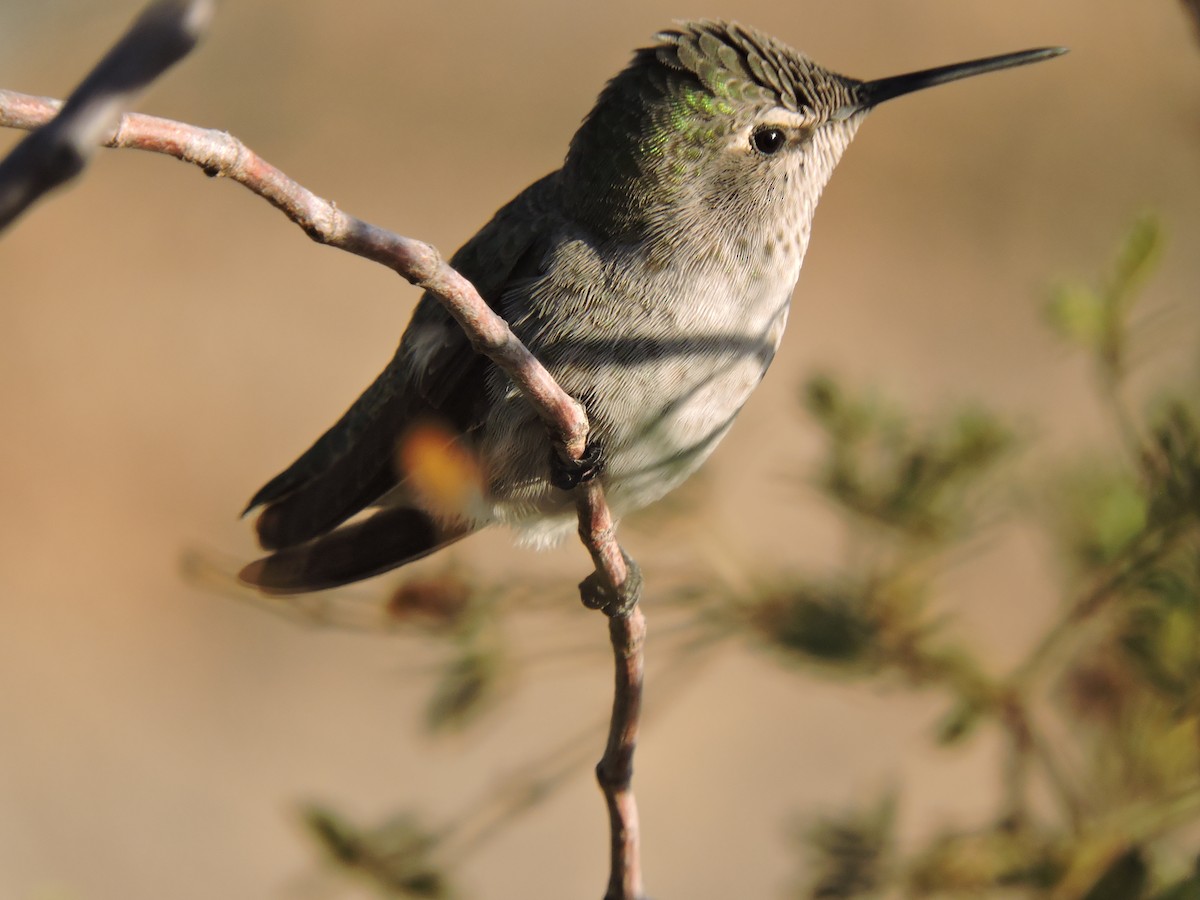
396 420 485 520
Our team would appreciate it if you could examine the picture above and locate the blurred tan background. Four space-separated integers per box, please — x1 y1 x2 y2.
1 1 1198 898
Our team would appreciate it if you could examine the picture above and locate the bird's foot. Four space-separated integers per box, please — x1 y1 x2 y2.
550 438 605 491
579 551 642 618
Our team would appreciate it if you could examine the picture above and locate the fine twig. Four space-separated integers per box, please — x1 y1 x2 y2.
0 0 213 232
0 89 593 466
0 9 647 893
598 609 647 900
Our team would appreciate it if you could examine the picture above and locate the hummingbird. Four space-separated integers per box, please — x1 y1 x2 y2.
240 21 1064 594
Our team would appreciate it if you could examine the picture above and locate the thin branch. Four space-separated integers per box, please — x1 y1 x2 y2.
598 608 647 900
0 89 592 464
0 0 213 232
438 604 647 900
996 691 1086 834
2 49 645 897
439 623 709 870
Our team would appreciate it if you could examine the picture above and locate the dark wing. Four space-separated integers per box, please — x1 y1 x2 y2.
238 172 561 590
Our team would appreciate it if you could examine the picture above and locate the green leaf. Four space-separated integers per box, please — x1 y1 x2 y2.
754 584 879 668
1151 856 1200 900
1046 281 1106 347
303 806 453 899
805 373 842 423
947 409 1013 467
1091 478 1148 560
1044 216 1164 375
799 794 896 899
1055 467 1148 568
1154 876 1200 900
1121 563 1200 702
1108 214 1164 308
1146 400 1200 522
934 697 985 746
426 647 502 732
305 805 365 866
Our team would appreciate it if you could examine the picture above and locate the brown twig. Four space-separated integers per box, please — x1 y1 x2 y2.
1 24 646 895
598 608 647 900
574 481 646 898
0 0 213 232
0 89 592 465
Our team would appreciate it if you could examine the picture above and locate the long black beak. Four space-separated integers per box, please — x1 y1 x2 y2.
858 46 1067 108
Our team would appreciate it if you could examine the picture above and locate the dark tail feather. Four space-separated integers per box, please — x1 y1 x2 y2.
253 448 398 552
252 394 416 552
243 364 405 517
239 507 472 595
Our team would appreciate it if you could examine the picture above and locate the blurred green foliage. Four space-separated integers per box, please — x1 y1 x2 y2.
1045 215 1163 382
795 795 896 899
804 374 1013 543
384 574 510 734
782 217 1200 899
305 806 454 899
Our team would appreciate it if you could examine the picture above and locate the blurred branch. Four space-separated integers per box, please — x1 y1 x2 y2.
1 12 646 895
0 0 213 232
1183 0 1200 46
1010 523 1172 686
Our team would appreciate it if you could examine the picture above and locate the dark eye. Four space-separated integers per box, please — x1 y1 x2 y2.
751 126 786 155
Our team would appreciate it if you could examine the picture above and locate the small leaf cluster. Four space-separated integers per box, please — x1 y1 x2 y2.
805 374 1013 543
305 806 454 899
739 374 1009 710
1045 214 1162 382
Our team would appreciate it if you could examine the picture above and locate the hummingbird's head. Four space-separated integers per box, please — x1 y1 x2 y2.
562 21 865 249
561 21 1064 253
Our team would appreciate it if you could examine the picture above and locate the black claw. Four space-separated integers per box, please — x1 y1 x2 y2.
579 552 643 618
550 438 605 491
